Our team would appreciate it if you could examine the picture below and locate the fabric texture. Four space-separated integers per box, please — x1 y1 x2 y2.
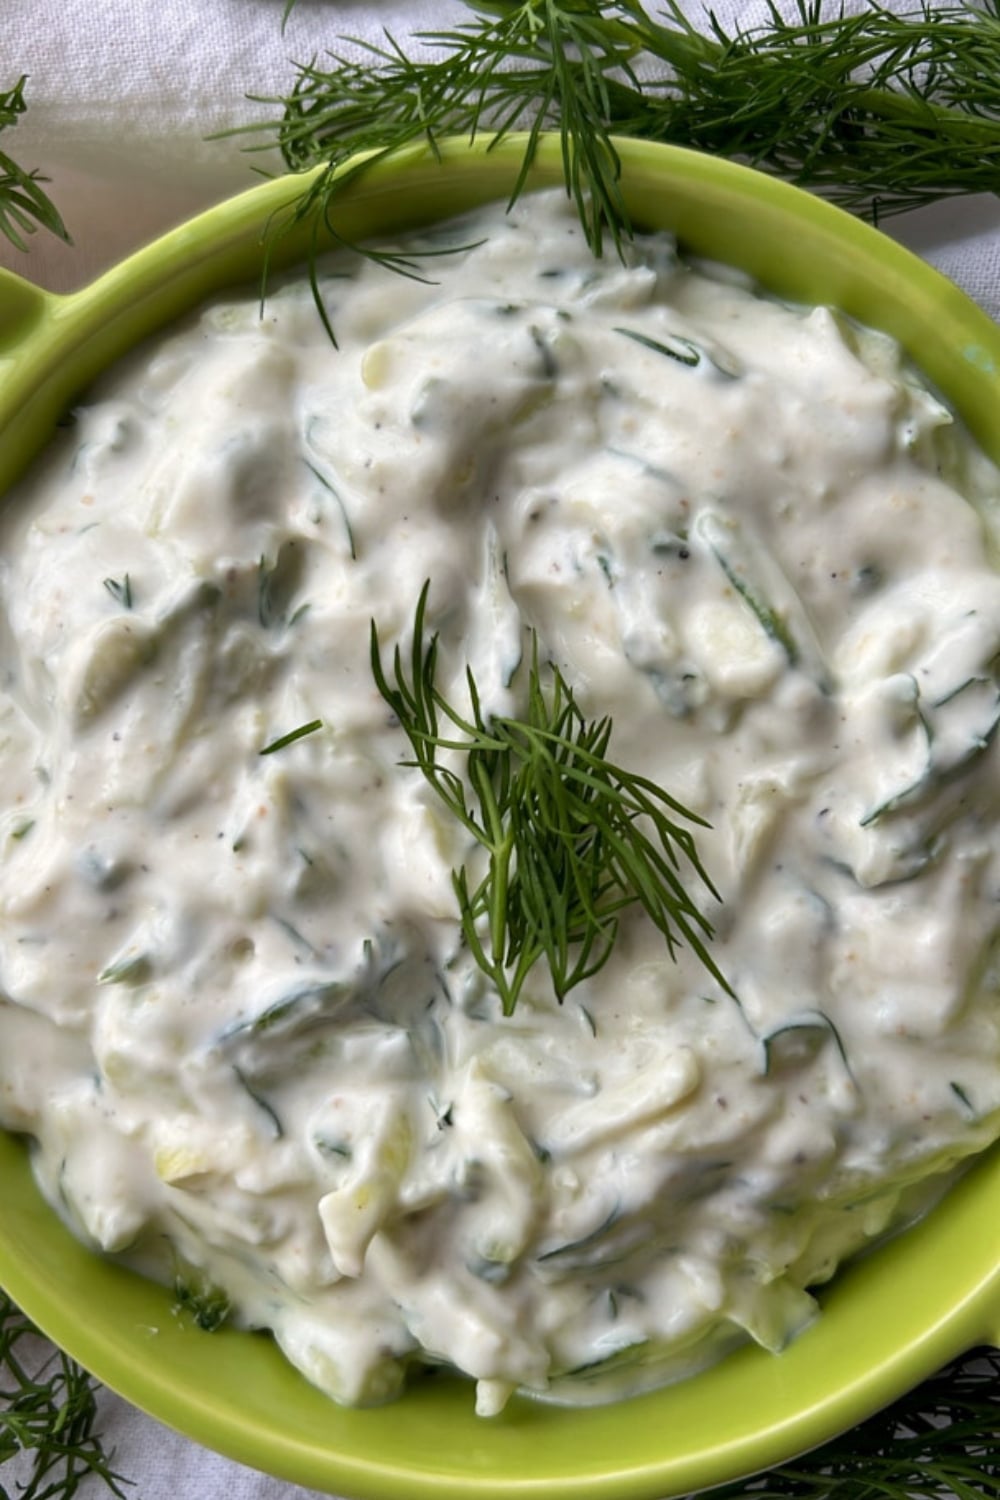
1 3 997 1497
2 0 470 288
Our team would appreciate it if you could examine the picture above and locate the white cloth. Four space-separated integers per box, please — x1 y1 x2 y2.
1 1 471 289
0 3 996 1497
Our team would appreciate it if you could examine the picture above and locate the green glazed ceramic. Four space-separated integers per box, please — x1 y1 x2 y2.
1 136 998 1500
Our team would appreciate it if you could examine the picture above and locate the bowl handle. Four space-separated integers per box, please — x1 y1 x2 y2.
0 267 55 354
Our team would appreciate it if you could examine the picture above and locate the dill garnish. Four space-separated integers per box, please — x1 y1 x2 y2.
0 1290 129 1500
371 582 726 1014
0 77 70 253
254 0 1000 294
703 1347 1000 1500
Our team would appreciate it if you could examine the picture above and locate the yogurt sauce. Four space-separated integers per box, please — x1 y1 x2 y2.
1 191 999 1415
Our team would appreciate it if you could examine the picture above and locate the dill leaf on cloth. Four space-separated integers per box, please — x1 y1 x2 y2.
0 1292 128 1500
255 0 1000 268
704 1348 1000 1500
0 77 70 253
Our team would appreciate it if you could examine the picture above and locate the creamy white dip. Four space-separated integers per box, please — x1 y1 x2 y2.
1 192 999 1415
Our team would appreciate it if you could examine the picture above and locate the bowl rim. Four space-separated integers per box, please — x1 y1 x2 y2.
1 133 999 1500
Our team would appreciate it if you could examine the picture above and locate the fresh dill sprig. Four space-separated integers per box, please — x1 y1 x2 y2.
0 76 70 253
249 0 1000 280
242 1 638 264
701 1347 1000 1500
627 0 1000 221
0 1290 128 1500
371 582 727 1014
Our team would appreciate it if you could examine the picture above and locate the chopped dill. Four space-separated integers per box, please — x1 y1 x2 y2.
258 719 323 756
102 576 132 611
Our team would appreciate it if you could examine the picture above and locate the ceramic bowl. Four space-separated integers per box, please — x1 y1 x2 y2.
1 136 998 1500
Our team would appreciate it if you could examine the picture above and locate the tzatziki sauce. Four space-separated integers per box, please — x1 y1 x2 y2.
1 191 999 1415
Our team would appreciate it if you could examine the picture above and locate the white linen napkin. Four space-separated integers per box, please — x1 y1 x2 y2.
1 0 470 288
1 4 998 1499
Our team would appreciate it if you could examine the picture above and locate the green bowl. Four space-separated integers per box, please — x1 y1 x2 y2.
1 136 998 1500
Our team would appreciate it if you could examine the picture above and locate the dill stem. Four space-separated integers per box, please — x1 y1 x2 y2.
848 85 1000 140
615 0 719 72
473 755 513 967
